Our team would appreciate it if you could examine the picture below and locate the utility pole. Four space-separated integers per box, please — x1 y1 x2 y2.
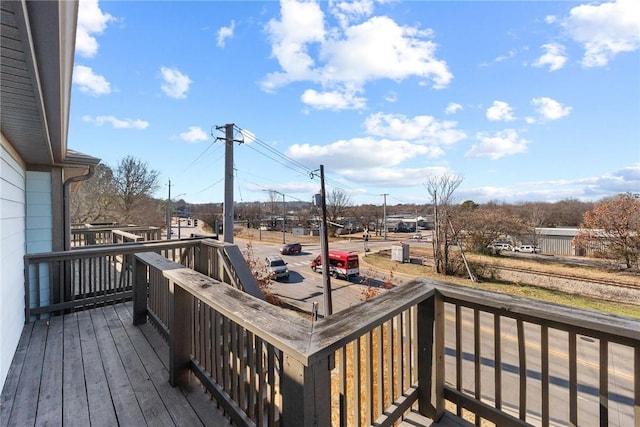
223 124 234 243
166 179 172 240
319 165 332 316
381 193 389 240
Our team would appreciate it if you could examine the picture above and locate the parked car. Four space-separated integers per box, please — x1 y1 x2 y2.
265 255 289 281
280 242 302 255
487 242 513 252
514 245 540 253
411 233 423 240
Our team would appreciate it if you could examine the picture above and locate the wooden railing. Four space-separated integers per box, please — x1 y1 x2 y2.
70 226 162 247
24 238 262 321
132 254 640 427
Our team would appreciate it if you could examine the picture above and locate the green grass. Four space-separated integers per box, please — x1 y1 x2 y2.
362 252 640 320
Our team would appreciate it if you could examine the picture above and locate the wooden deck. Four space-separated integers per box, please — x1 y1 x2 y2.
1 303 230 427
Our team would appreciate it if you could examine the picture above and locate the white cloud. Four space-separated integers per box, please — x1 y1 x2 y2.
83 115 149 129
486 101 516 122
562 0 640 67
262 0 452 110
160 67 192 99
531 97 572 121
364 112 467 145
288 137 440 170
445 102 462 115
301 88 366 110
384 91 398 103
466 129 529 160
217 20 235 48
533 43 568 71
179 126 208 142
73 65 111 96
461 163 640 202
338 165 450 186
76 0 115 58
330 0 375 28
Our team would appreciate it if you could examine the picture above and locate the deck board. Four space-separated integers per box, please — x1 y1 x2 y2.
0 323 32 425
1 303 230 427
36 316 63 425
63 313 91 425
78 310 117 427
7 320 47 426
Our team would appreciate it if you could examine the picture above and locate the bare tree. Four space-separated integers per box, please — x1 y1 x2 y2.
425 173 463 274
112 156 160 224
326 188 352 236
574 193 640 269
70 164 116 224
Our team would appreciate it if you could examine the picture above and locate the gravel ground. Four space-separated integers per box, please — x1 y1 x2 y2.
496 268 640 306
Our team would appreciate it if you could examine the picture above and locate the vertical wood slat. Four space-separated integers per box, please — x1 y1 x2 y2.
599 339 608 427
247 330 256 420
365 332 372 425
474 309 481 426
256 337 265 427
494 313 502 411
455 305 462 417
354 339 361 427
635 346 640 426
267 344 276 426
376 325 384 418
517 319 527 421
395 314 402 401
339 346 347 427
385 319 393 410
541 325 549 426
569 331 578 427
405 308 412 391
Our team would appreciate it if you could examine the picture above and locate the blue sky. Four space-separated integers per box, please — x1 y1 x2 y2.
69 0 640 206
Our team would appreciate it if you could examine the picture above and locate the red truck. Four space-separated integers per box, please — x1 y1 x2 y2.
310 250 359 280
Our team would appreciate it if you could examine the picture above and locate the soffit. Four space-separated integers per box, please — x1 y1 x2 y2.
1 1 79 167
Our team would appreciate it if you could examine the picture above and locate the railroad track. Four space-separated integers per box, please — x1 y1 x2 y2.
496 265 640 291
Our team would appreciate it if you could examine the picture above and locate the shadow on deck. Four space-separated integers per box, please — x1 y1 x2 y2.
1 302 230 427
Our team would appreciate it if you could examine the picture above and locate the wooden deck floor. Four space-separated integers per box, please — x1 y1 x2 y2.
1 303 230 427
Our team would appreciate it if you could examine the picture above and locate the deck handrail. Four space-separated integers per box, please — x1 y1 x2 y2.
133 253 640 427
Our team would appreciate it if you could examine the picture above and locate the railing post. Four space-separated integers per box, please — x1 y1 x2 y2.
281 353 332 427
169 280 192 388
417 291 445 421
132 255 148 325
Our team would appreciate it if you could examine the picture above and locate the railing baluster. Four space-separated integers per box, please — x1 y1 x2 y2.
494 313 502 412
599 338 608 427
474 308 480 426
455 304 462 417
569 330 578 427
365 331 372 425
339 346 347 427
541 324 549 426
354 338 361 427
517 319 527 421
376 325 383 418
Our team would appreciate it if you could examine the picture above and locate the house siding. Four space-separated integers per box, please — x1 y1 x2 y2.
0 143 26 389
25 171 53 316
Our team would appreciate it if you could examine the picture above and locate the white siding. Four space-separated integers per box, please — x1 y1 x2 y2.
0 144 26 389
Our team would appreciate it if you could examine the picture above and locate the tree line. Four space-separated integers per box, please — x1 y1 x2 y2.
71 157 639 271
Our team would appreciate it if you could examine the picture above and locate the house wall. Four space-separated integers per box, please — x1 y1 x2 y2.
25 171 53 313
0 140 26 389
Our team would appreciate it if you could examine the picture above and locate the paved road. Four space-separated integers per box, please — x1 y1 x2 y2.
235 237 404 317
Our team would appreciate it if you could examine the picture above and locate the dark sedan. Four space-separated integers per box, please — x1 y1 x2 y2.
280 242 302 255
